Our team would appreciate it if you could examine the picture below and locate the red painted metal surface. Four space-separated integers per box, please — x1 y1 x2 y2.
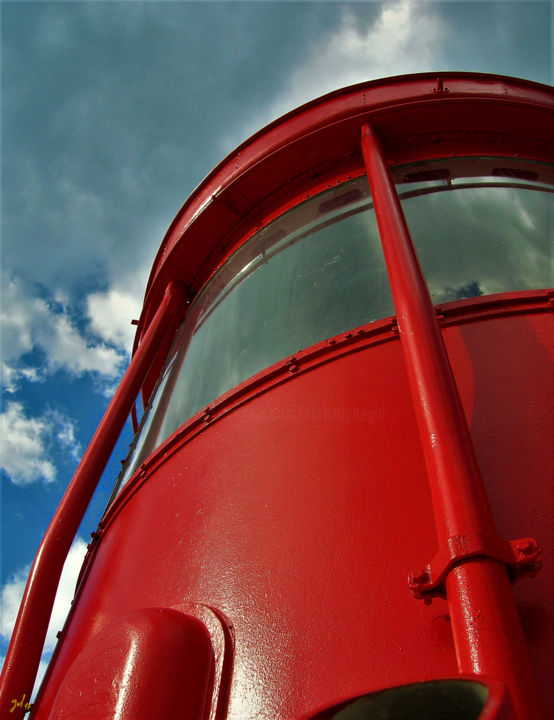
48 609 214 720
31 301 552 719
3 73 552 720
0 282 185 720
360 122 543 718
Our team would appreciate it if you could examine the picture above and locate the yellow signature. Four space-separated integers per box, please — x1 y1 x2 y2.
10 694 31 713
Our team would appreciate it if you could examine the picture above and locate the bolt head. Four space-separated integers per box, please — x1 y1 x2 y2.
410 568 429 585
516 540 535 556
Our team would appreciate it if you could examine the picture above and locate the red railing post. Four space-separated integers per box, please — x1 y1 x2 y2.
0 281 186 720
360 122 542 719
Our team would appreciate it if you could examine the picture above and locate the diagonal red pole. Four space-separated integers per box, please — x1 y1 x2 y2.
0 281 185 720
360 122 542 719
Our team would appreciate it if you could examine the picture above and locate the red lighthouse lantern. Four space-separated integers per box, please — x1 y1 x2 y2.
1 72 552 720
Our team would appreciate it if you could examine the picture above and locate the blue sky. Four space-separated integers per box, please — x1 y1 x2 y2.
1 0 552 695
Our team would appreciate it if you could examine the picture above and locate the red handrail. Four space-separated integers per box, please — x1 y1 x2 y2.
0 281 186 720
361 122 542 719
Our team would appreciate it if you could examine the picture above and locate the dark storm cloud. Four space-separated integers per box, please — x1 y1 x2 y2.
430 1 551 84
2 1 550 301
1 1 346 297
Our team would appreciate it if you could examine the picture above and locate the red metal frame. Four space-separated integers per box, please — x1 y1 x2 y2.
360 122 543 718
135 72 553 405
100 290 552 536
44 295 550 720
0 282 185 719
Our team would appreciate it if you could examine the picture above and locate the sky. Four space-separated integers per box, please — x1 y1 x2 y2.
1 0 552 698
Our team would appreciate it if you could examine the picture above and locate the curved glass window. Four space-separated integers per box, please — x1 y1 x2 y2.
397 159 553 302
117 177 391 487
115 159 553 494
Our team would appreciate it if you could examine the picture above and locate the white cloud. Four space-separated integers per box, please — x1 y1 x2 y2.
1 274 126 391
87 287 142 356
1 365 45 394
0 402 81 485
1 538 88 699
0 278 36 363
231 0 446 147
50 410 82 463
33 660 50 703
0 538 89 648
286 0 445 108
0 403 56 484
44 311 122 376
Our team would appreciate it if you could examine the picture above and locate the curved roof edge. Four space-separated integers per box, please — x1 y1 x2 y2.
134 71 554 363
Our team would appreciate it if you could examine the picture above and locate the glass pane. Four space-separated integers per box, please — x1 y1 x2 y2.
114 159 553 495
115 177 391 491
108 355 177 498
397 160 553 303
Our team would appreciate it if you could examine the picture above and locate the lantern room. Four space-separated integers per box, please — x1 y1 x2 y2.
1 72 552 720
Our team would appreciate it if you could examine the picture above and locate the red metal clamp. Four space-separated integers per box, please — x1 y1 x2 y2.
409 534 542 603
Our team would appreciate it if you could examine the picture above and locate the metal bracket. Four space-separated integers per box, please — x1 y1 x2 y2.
432 77 449 94
409 533 542 603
